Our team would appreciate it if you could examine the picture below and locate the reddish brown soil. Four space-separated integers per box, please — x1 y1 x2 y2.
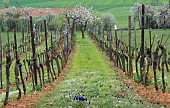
113 66 170 107
2 48 75 108
3 83 54 108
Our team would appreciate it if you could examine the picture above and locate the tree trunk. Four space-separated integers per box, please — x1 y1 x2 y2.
81 29 85 38
71 20 75 37
128 16 133 76
163 16 166 30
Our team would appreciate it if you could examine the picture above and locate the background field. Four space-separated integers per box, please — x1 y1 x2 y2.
1 0 169 46
0 0 169 27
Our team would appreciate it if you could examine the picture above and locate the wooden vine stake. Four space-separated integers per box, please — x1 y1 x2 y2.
13 21 22 100
115 25 118 51
44 19 54 82
14 21 26 99
4 43 12 106
134 16 140 77
0 34 2 89
128 16 132 76
149 26 152 66
22 26 25 53
109 24 113 61
50 30 57 79
114 25 118 67
30 16 37 90
153 47 159 91
140 4 145 84
134 17 137 58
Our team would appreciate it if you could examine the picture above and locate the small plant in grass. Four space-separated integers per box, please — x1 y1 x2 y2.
133 71 141 83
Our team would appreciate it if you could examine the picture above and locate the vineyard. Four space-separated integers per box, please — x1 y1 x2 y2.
0 0 170 108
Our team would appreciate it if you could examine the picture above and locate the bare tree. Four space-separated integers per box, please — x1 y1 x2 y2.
0 35 2 89
21 7 33 34
21 7 33 17
102 13 116 31
130 3 153 28
76 6 93 38
152 2 170 29
130 3 142 28
0 11 6 31
45 8 54 25
3 6 21 30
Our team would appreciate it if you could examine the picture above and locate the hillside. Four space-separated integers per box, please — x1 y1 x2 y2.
0 0 168 27
0 0 167 8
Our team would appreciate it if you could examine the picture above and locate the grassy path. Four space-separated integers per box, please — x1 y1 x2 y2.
34 35 161 108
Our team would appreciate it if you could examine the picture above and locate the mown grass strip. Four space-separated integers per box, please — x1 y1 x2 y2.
34 34 161 108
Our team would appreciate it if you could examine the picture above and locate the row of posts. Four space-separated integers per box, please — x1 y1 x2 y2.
1 16 75 106
89 4 170 93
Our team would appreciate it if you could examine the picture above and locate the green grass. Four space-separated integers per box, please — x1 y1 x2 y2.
21 0 168 27
1 0 168 27
116 29 170 52
14 0 167 8
0 0 49 7
0 34 59 85
100 28 170 91
34 33 162 108
0 31 24 46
